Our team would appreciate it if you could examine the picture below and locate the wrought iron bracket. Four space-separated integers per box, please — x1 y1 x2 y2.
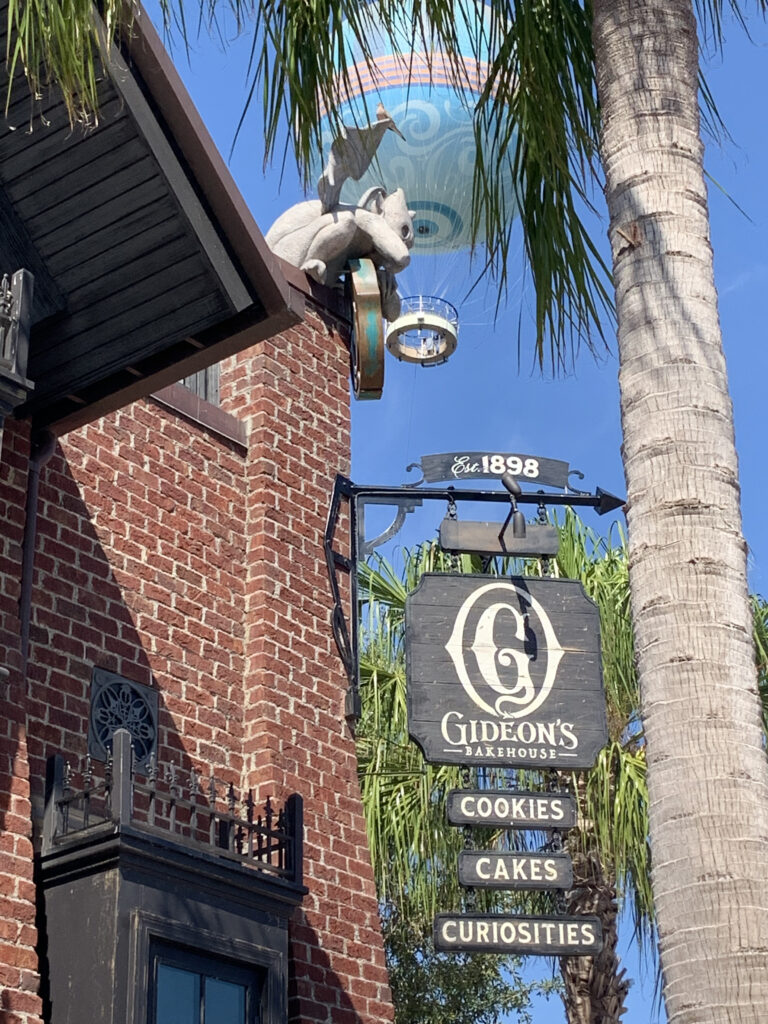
359 494 423 558
324 474 625 727
324 475 357 721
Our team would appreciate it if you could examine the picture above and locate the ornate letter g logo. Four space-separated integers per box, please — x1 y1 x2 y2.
444 581 564 719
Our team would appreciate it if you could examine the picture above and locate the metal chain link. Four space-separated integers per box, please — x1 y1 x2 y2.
459 764 477 910
537 500 552 577
445 491 460 573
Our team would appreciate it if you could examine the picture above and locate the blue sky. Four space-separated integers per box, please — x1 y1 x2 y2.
150 5 768 1020
161 5 768 592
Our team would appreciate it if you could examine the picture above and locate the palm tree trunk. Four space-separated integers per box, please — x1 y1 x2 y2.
560 853 629 1024
592 1 768 1020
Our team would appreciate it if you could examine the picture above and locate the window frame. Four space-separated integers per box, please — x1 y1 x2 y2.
128 910 286 1024
148 939 261 1024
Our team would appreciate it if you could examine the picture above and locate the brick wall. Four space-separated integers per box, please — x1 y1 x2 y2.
0 421 41 1024
0 302 393 1024
223 311 392 1024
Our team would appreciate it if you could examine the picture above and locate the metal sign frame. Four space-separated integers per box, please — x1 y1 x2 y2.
324 468 624 725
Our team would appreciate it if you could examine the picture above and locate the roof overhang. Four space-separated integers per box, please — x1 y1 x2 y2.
0 4 306 434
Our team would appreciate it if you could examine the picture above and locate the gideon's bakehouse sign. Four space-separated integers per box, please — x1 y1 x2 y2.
406 574 608 768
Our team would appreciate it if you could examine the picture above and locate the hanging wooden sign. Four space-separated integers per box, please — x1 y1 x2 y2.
458 851 573 890
412 451 571 488
406 574 607 768
438 518 561 558
434 913 602 956
446 790 577 829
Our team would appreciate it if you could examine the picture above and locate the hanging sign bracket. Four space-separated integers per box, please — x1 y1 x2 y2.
324 455 624 727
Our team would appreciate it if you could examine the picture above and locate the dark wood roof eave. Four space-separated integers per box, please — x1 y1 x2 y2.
41 292 305 435
1 2 355 435
124 9 292 319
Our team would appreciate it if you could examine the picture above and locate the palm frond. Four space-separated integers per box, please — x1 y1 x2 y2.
243 0 611 367
751 593 768 733
4 0 132 123
474 0 612 365
575 741 653 947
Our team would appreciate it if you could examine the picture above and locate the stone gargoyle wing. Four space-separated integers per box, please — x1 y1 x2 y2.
317 104 404 213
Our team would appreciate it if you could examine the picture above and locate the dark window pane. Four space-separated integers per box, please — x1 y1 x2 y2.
204 978 246 1024
150 940 261 1024
156 964 200 1024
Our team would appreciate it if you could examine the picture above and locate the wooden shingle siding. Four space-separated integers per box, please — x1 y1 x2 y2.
0 74 108 126
21 155 160 236
47 215 182 289
41 251 213 344
0 100 127 188
63 230 191 306
4 120 142 206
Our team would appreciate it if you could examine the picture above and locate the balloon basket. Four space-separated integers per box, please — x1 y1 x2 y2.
385 295 459 366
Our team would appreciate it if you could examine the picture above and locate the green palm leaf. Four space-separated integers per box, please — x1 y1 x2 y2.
7 0 757 367
752 593 768 733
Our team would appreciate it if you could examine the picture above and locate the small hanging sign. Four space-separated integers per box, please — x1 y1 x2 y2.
406 574 607 768
458 851 573 890
434 913 602 956
410 451 571 488
439 518 561 558
446 789 577 829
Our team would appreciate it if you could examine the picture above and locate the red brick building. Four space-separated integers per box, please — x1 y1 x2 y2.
0 10 393 1024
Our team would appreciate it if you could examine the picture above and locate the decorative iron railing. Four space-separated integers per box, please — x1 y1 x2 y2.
43 729 303 886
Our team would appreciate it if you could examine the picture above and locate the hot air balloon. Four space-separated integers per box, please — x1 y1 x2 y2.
315 1 513 371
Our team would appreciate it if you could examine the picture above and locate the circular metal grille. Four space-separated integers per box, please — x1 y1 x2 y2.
89 669 158 766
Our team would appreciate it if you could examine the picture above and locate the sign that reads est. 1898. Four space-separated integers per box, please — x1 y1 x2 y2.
434 913 602 957
406 574 608 769
415 451 570 489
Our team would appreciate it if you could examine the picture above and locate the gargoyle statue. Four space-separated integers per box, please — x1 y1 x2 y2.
266 106 414 322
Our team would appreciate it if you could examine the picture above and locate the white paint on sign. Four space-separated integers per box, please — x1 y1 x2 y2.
434 914 602 956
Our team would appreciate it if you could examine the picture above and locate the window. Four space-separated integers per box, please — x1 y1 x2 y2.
182 364 220 405
149 943 262 1024
42 777 294 1024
